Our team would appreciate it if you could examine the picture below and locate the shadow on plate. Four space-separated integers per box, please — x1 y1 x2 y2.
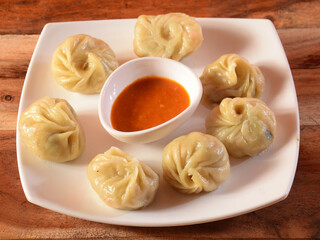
222 110 299 193
182 24 252 73
228 111 298 167
117 56 136 66
145 177 204 211
272 111 299 154
259 64 289 105
65 111 129 166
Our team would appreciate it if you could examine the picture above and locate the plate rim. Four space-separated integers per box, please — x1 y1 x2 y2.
16 17 300 227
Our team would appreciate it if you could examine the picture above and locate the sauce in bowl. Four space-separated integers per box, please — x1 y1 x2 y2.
111 75 190 132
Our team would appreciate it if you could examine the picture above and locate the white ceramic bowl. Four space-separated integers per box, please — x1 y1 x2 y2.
98 57 203 143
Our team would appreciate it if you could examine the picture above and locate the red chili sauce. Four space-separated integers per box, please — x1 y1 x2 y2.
111 75 190 132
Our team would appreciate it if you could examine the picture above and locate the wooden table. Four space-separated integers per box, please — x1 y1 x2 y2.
1 0 319 238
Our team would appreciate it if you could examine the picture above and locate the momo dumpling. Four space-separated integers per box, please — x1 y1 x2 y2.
206 98 276 158
162 132 230 194
51 34 119 94
200 54 265 109
87 147 159 210
133 13 203 61
18 97 85 162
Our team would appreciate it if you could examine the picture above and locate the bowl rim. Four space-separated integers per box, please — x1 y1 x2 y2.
98 56 203 137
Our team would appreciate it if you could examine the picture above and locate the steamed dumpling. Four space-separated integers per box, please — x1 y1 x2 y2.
51 34 119 94
87 147 159 210
133 13 203 61
162 132 230 194
206 97 276 158
18 97 85 162
200 54 265 109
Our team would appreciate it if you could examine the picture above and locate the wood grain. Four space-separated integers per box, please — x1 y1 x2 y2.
1 29 319 130
0 31 319 238
279 28 320 69
0 0 319 238
0 35 37 130
0 129 319 238
0 0 320 34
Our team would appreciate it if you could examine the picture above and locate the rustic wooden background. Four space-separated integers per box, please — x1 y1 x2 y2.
0 0 319 238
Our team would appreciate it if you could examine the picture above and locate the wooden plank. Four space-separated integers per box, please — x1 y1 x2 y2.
0 0 319 34
0 35 38 130
0 125 319 238
279 28 320 69
0 30 319 130
0 29 318 71
293 68 320 127
0 35 38 61
3 71 318 131
1 0 319 238
0 29 318 70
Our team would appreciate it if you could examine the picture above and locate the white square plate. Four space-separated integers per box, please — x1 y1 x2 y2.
16 18 300 227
